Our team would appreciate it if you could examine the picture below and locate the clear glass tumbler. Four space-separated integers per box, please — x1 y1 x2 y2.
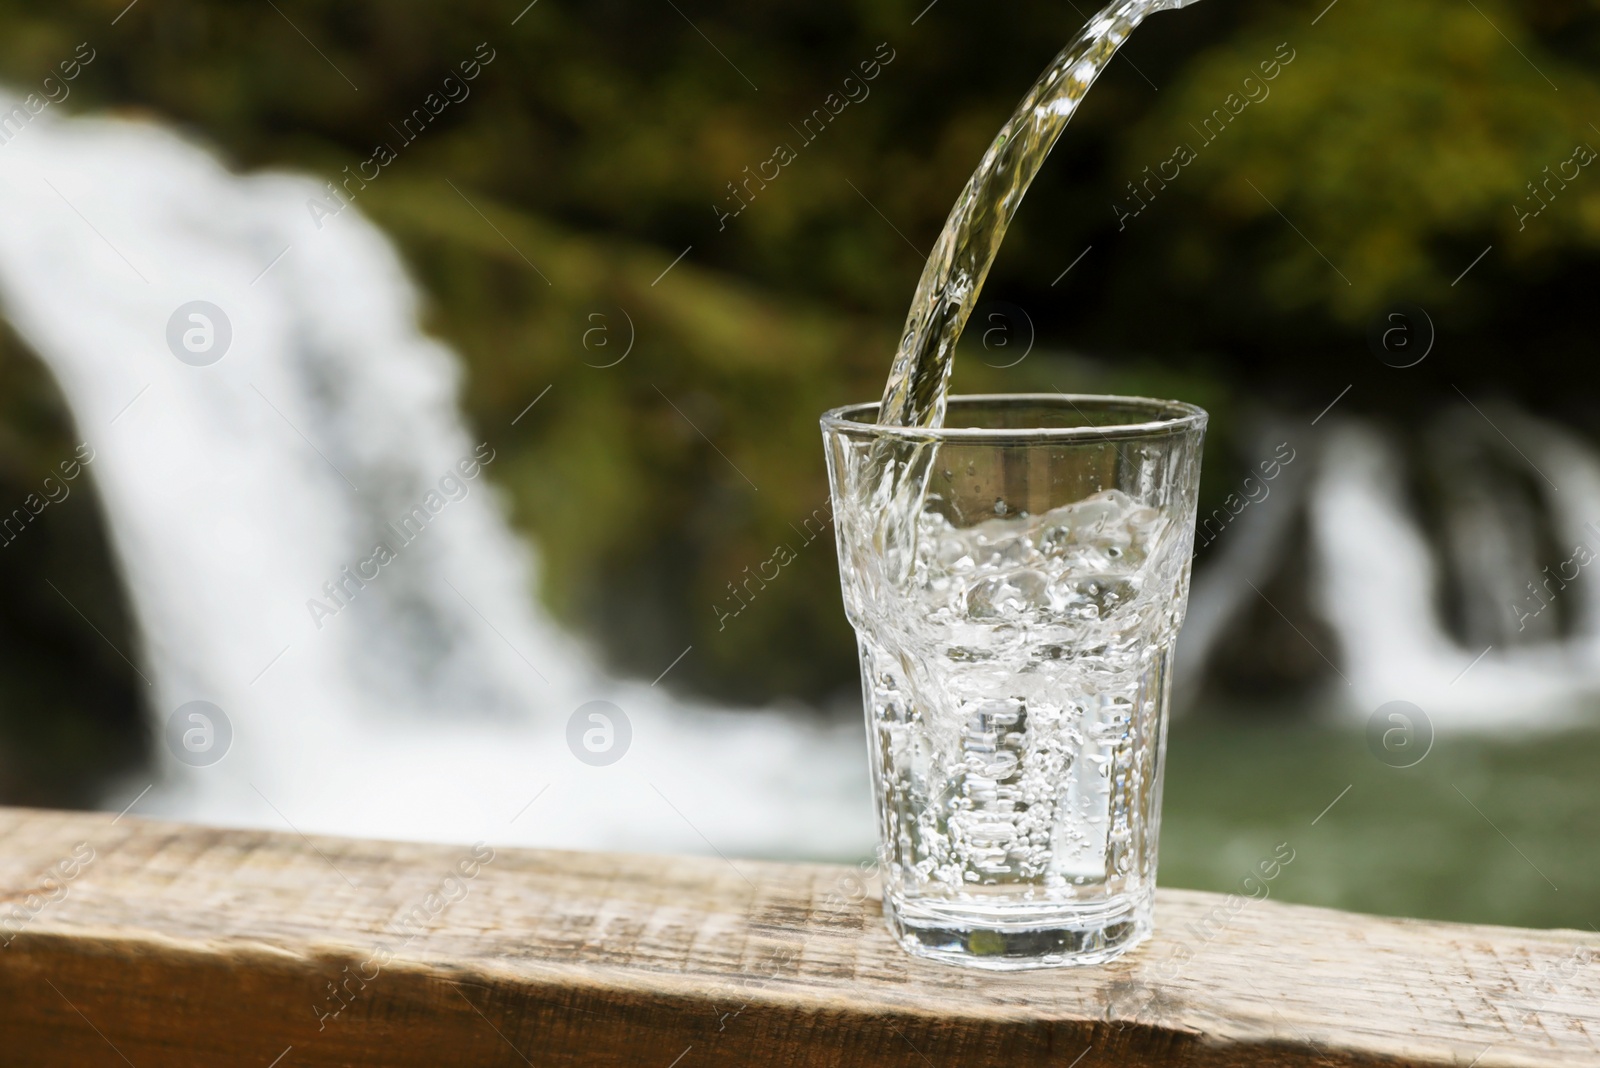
821 394 1207 969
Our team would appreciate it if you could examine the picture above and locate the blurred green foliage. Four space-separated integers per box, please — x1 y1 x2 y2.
1 0 1598 709
1118 0 1600 320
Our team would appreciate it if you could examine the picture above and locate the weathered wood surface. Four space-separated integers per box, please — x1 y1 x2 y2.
0 807 1595 1067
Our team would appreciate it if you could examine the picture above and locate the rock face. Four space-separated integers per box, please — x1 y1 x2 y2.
0 323 146 807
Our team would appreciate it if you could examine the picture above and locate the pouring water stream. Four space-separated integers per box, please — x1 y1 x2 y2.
880 0 1203 429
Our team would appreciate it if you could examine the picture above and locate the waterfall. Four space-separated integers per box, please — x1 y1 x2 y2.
0 92 872 858
1308 420 1600 728
1166 413 1600 728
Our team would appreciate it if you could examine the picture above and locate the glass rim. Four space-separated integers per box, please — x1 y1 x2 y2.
820 393 1209 443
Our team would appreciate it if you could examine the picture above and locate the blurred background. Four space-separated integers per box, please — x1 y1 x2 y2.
0 0 1597 931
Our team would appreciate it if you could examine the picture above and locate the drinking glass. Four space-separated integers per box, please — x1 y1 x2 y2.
821 394 1207 968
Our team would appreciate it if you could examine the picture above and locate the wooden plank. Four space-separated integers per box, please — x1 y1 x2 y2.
0 806 1594 1067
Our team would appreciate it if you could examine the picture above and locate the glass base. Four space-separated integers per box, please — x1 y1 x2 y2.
884 889 1153 970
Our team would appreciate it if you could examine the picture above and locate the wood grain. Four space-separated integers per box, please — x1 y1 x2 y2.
0 806 1594 1066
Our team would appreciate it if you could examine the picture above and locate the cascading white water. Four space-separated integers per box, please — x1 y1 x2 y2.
1309 420 1600 728
0 92 871 857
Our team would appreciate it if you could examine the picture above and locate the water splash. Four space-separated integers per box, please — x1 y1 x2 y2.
879 0 1203 429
